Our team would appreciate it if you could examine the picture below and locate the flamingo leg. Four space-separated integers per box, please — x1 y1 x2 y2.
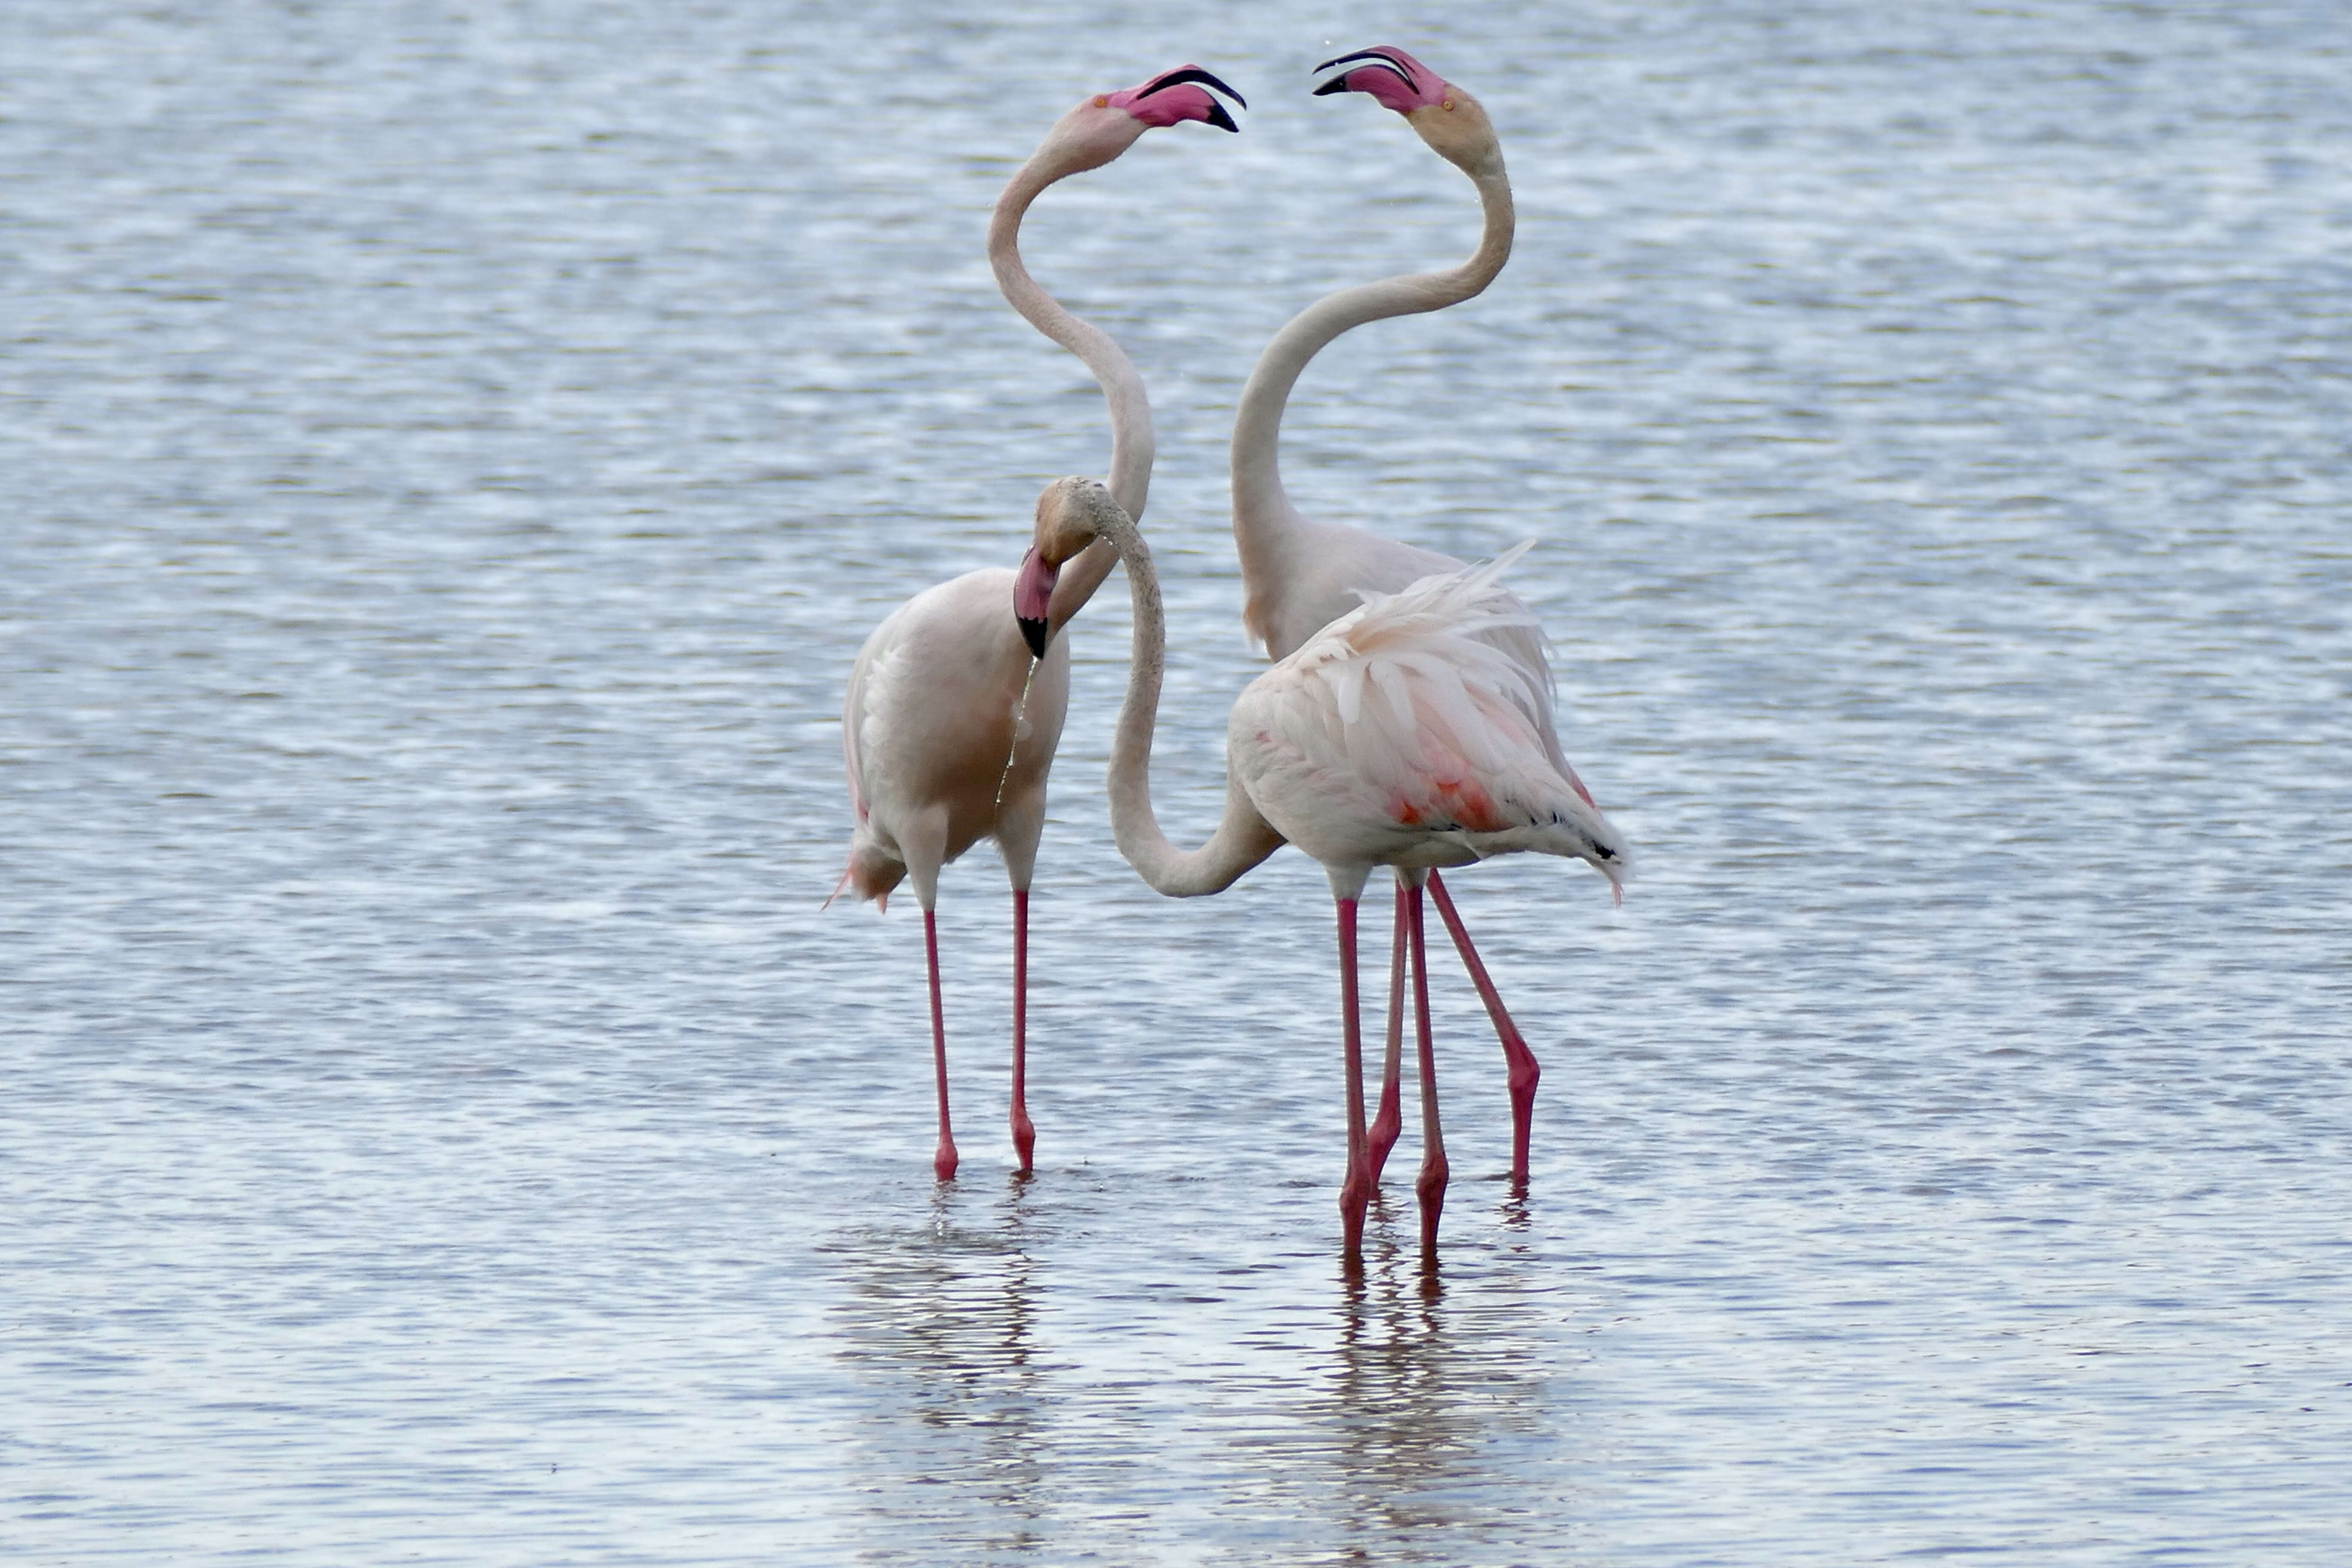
1365 879 1407 1185
1335 897 1372 1260
925 907 958 1182
1427 870 1538 1189
1010 888 1035 1174
1408 882 1448 1251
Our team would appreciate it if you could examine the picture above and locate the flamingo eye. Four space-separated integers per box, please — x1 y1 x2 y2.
1093 95 1109 107
1442 98 1455 110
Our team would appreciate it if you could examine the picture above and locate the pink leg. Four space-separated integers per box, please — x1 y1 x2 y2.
1334 897 1372 1261
1407 882 1448 1251
1010 889 1035 1174
1365 881 1407 1185
1427 871 1538 1189
925 908 958 1182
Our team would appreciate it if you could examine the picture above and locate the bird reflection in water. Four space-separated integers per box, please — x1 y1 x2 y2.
1311 1219 1562 1557
823 1175 1047 1556
820 1180 1569 1558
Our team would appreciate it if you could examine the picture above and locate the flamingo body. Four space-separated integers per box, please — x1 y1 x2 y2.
1243 516 1457 664
841 569 1070 910
1228 550 1623 897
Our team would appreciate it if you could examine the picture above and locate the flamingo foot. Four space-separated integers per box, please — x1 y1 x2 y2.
1340 1164 1375 1259
1011 1111 1035 1175
1504 1041 1539 1188
1366 1080 1402 1186
1415 1149 1449 1250
934 1137 959 1183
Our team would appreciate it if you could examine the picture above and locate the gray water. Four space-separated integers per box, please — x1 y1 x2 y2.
6 2 2349 1562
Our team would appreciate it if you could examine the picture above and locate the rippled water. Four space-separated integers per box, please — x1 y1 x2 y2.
7 2 2349 1562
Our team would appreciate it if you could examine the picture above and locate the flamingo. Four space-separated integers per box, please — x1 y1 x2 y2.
835 66 1244 1182
1013 476 1623 1260
1226 46 1588 1193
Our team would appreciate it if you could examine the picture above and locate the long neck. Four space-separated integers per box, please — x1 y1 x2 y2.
1099 517 1286 898
992 157 1151 631
1228 157 1514 593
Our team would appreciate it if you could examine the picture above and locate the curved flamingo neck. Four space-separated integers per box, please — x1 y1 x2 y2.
991 155 1152 631
1228 158 1513 640
1097 511 1285 898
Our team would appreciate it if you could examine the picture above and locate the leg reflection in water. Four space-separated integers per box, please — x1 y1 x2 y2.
826 1175 1047 1554
1320 1230 1569 1559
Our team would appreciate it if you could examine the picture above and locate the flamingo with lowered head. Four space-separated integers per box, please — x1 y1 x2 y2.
1014 476 1624 1260
1228 46 1599 1194
835 66 1243 1182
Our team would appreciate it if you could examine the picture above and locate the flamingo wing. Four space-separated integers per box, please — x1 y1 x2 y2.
1231 547 1626 891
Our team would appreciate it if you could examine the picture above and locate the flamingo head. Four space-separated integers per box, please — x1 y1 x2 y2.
1040 64 1246 176
1015 476 1125 658
1312 46 1501 175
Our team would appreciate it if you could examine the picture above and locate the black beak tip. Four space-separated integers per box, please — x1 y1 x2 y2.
1206 100 1240 132
1311 77 1352 96
1018 616 1050 660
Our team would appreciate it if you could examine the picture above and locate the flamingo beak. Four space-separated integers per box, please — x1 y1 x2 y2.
1127 65 1248 133
1311 47 1434 111
1014 547 1059 659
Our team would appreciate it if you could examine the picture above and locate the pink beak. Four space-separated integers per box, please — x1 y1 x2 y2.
1014 547 1060 658
1311 46 1449 115
1106 64 1246 132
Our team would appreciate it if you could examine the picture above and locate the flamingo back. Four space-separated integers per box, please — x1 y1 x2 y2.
1228 545 1626 897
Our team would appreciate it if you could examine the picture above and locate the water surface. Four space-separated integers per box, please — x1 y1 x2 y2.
6 2 2349 1562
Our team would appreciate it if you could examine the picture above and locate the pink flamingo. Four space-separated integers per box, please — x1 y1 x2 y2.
1228 46 1592 1193
835 67 1243 1182
1015 477 1624 1260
